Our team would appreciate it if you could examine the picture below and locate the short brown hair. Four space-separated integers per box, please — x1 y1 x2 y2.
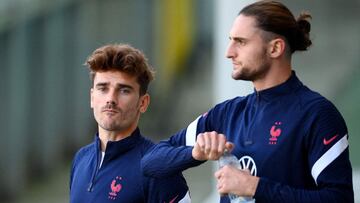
240 0 312 53
85 44 155 95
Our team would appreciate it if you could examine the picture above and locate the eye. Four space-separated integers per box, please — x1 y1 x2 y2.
235 39 246 46
119 88 131 94
97 86 107 92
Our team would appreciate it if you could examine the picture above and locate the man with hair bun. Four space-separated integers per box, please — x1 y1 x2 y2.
142 1 354 202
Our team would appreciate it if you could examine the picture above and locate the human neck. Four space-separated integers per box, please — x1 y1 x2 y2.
98 126 136 152
253 61 292 91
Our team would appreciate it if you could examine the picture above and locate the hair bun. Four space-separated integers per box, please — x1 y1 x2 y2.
297 12 312 34
294 12 312 51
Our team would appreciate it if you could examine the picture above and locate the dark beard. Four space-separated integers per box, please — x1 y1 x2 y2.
232 63 270 81
232 51 270 81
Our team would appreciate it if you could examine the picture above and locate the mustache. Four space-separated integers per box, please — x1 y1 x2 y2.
102 103 121 112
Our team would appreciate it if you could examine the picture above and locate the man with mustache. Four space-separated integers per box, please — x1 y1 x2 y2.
70 44 191 203
142 1 354 202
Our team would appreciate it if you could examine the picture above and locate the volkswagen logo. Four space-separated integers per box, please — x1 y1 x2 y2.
238 156 257 176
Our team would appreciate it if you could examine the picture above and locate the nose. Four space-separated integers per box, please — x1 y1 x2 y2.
225 41 236 59
106 90 117 106
106 100 116 106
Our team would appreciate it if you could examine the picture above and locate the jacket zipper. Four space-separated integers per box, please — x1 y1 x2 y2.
87 150 102 192
245 92 260 146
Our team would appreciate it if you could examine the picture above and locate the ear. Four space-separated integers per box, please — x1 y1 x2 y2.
90 88 94 108
139 93 150 113
268 38 286 58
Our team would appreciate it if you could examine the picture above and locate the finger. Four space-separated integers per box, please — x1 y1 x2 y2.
225 141 234 152
209 132 219 159
221 165 231 172
217 134 226 154
216 177 227 194
217 182 227 196
217 183 224 193
192 142 203 161
214 168 224 179
204 132 211 155
214 169 221 179
196 133 205 151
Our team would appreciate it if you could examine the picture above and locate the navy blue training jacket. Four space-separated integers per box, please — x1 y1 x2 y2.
70 128 190 203
142 72 354 203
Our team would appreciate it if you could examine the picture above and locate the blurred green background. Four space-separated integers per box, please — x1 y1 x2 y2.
0 0 359 202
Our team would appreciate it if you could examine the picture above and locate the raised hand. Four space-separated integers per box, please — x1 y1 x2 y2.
192 131 234 161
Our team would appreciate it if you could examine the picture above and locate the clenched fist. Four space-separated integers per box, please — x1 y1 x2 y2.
192 131 234 161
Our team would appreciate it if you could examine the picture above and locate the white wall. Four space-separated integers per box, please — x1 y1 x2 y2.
206 1 256 202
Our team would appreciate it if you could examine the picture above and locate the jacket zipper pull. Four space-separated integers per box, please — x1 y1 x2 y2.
87 182 93 192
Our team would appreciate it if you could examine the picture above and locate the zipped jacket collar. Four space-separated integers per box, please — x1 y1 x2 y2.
254 71 303 102
94 128 142 162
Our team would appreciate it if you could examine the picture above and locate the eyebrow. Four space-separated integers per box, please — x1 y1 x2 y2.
116 84 134 90
95 82 134 90
230 36 247 42
95 82 109 87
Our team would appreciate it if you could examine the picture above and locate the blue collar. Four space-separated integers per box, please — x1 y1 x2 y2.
254 71 303 102
94 128 143 161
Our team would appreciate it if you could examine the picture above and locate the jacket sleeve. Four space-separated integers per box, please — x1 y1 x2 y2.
253 101 354 202
142 101 232 178
141 128 205 178
146 174 191 203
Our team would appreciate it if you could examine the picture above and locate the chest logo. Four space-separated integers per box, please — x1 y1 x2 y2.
269 121 282 145
323 134 338 145
108 176 122 200
238 155 257 176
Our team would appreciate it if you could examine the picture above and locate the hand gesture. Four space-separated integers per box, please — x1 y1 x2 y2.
192 131 234 161
215 166 259 197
